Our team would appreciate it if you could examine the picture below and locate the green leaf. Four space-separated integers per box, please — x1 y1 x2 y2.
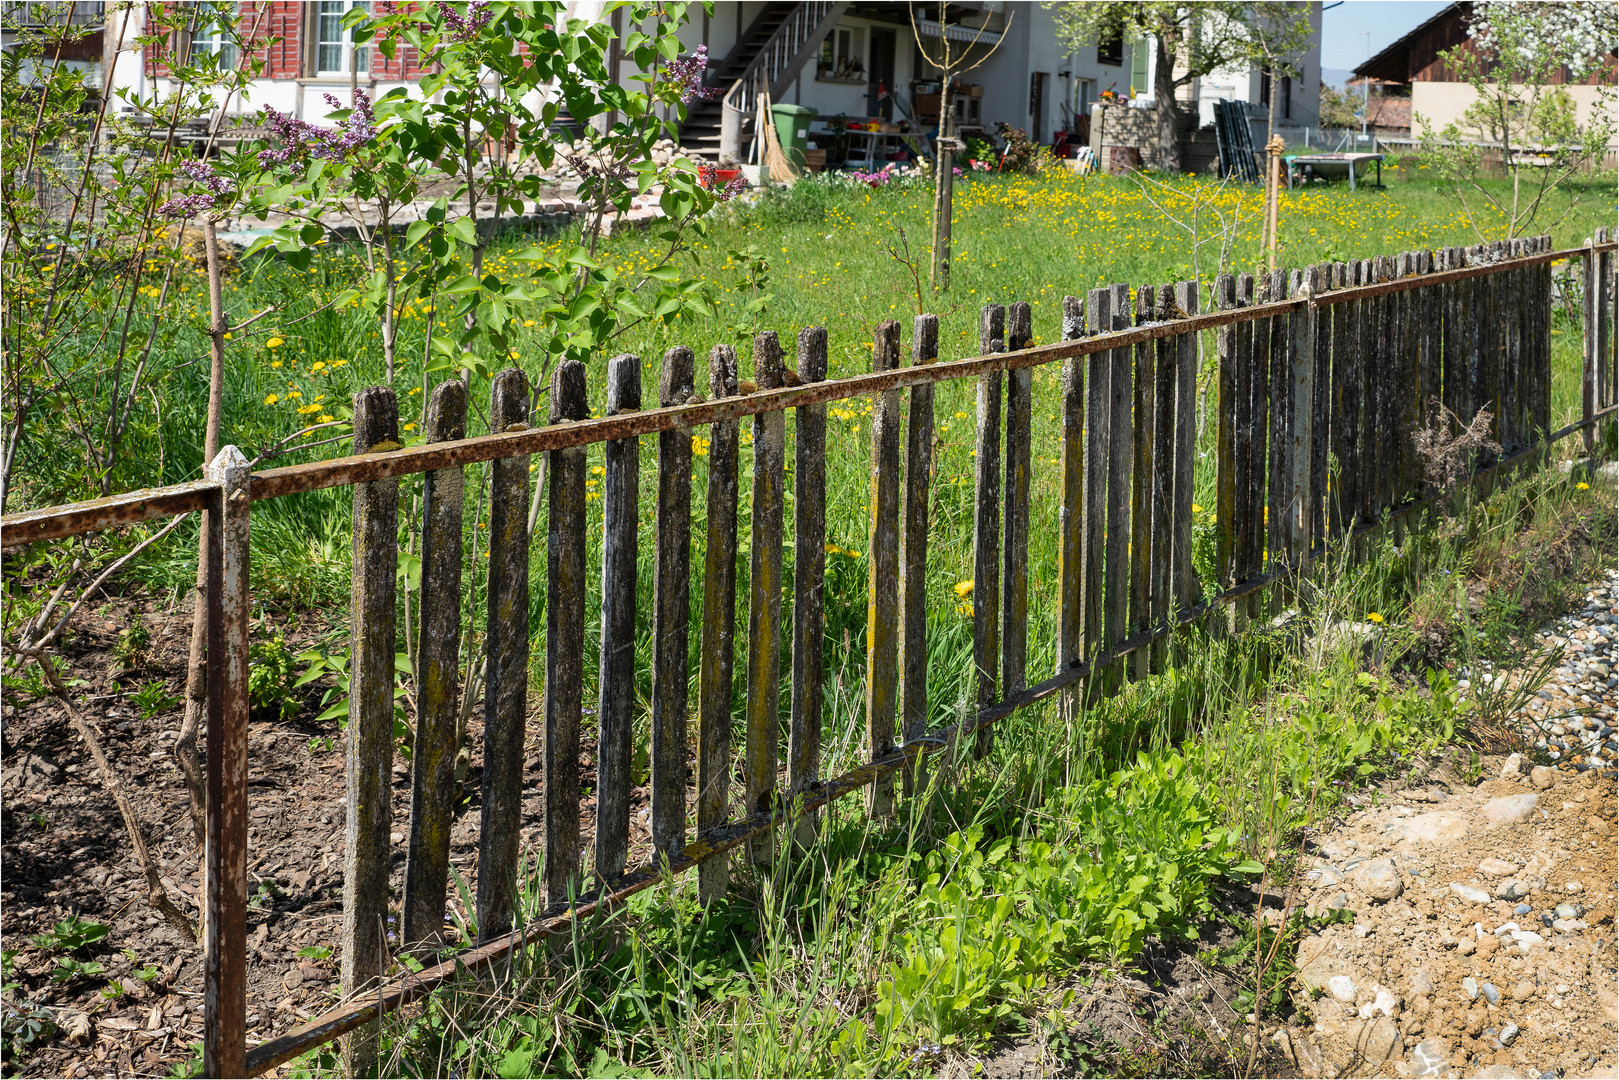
405 219 434 247
448 217 478 246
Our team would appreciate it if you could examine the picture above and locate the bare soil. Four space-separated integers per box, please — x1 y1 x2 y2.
0 593 661 1079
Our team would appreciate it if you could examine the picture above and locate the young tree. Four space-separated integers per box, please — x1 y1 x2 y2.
1044 1 1313 172
1318 82 1363 129
1416 0 1617 240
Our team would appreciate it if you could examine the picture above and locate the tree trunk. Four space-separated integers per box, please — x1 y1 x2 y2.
1154 35 1181 173
174 219 229 850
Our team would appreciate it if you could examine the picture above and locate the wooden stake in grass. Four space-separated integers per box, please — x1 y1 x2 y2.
596 354 641 883
866 320 902 815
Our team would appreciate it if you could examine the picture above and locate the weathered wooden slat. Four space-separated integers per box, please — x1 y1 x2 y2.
1484 244 1505 462
595 355 641 883
543 363 587 909
901 316 937 795
1232 273 1257 623
342 387 400 1074
1103 283 1132 690
651 347 695 863
477 371 533 935
1441 248 1460 436
1290 269 1316 571
973 305 1005 749
1266 270 1291 607
1332 262 1358 537
745 332 787 862
1395 253 1417 505
867 320 903 814
790 327 828 833
1057 294 1085 721
1003 301 1033 695
697 345 740 901
1584 237 1598 455
1170 280 1200 620
1149 284 1177 672
203 445 250 1080
1309 264 1331 553
1364 258 1384 525
1466 248 1486 451
1130 285 1157 680
1451 247 1467 435
403 380 467 951
1502 243 1519 458
1213 274 1238 626
1599 229 1612 420
1084 287 1112 671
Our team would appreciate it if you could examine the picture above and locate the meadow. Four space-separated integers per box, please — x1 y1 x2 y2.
7 165 1617 1077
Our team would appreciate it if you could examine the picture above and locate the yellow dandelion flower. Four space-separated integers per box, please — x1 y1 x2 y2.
263 393 279 405
1576 482 1590 490
266 337 284 348
311 361 327 373
271 360 283 368
1366 612 1384 624
953 579 974 598
318 414 333 423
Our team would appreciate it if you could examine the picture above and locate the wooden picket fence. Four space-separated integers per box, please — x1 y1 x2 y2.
3 231 1616 1078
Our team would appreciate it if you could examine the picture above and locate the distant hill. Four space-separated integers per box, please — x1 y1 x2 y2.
1322 67 1356 90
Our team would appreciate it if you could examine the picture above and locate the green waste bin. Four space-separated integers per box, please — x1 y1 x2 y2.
770 103 817 170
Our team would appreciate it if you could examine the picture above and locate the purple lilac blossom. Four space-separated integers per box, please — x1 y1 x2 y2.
158 159 236 217
666 44 721 103
438 0 491 42
256 89 376 168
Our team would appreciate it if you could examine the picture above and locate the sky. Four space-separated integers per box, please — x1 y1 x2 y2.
1320 0 1452 75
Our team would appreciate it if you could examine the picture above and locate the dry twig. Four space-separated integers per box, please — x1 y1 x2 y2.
23 647 198 946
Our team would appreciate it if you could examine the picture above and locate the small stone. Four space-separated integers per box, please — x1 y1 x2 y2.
1500 753 1524 778
1369 1019 1407 1065
1509 930 1544 947
1529 765 1556 789
1355 860 1404 902
1482 982 1501 1005
1406 1036 1451 1078
1564 880 1583 893
1499 1022 1520 1045
1451 882 1492 904
1552 918 1586 932
1463 976 1479 1000
1514 903 1531 915
1456 936 1477 956
1511 979 1535 1002
1328 975 1357 1002
1482 793 1539 824
1553 902 1582 919
1495 879 1529 901
1477 857 1519 877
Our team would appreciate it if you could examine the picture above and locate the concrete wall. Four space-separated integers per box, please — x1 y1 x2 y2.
1411 81 1616 141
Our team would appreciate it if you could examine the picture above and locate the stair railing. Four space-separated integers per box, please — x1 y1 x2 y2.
717 1 847 162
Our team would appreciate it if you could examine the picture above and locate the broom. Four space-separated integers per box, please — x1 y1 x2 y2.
758 89 799 184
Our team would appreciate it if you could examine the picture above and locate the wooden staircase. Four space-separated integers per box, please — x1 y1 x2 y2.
677 1 849 164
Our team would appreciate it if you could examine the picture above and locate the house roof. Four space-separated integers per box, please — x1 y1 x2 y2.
1353 2 1465 83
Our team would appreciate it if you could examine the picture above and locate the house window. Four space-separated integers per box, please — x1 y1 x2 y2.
188 2 238 70
818 25 864 80
315 0 369 76
1282 74 1292 119
1130 40 1149 96
1097 30 1122 66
